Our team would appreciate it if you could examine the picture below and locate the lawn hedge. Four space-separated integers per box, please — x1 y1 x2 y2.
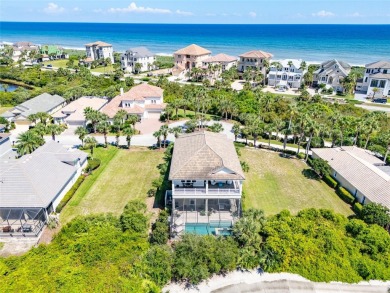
353 202 363 215
336 186 355 204
55 176 85 213
86 158 101 172
323 175 338 189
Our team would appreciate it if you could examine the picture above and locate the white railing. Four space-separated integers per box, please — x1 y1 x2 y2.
174 188 240 195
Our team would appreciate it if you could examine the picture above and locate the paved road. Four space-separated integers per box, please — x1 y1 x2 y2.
356 104 390 113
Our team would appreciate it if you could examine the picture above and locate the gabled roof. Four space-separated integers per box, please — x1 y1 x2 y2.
203 53 237 63
85 41 112 47
125 46 154 58
312 146 390 209
365 60 390 69
0 141 88 208
52 97 107 121
174 44 211 56
239 50 273 59
314 59 351 76
169 132 245 180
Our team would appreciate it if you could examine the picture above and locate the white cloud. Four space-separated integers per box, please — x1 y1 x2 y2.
249 11 257 18
43 3 65 14
176 9 193 16
73 7 81 12
312 10 335 17
108 2 172 14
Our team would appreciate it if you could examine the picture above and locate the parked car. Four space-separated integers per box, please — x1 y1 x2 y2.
46 64 53 68
373 98 387 104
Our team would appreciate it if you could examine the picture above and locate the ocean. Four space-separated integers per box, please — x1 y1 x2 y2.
1 22 389 65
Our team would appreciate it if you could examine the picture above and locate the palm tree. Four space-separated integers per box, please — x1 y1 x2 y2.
153 130 162 149
84 136 98 156
27 113 38 125
134 62 142 74
114 109 128 127
16 131 44 156
299 61 307 72
36 112 51 126
123 126 135 149
170 98 182 118
75 126 88 147
127 114 139 127
169 126 182 138
372 87 380 99
232 123 241 142
46 123 63 141
84 108 103 133
264 123 276 147
304 118 319 161
97 120 110 147
159 125 169 148
32 123 47 139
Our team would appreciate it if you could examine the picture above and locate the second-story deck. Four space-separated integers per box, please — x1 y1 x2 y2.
172 180 242 196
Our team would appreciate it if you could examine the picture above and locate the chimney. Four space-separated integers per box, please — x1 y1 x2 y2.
120 88 124 96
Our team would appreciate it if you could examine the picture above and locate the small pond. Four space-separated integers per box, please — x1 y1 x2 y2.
0 83 19 92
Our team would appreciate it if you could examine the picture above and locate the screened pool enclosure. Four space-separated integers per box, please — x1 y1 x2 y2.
0 208 46 237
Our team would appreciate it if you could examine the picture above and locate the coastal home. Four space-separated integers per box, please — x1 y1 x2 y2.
268 59 306 89
357 60 390 98
237 50 273 76
173 44 211 77
101 83 165 121
0 93 66 126
0 133 12 158
167 131 245 237
12 41 39 61
202 53 237 77
85 41 114 63
121 47 156 73
52 96 107 127
40 44 68 60
0 141 88 237
313 59 351 92
312 147 390 209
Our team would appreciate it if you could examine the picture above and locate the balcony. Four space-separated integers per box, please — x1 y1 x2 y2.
172 180 241 196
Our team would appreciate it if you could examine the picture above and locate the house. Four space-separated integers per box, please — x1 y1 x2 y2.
0 124 6 133
237 50 273 76
52 96 107 126
40 45 68 60
0 141 88 236
12 41 39 60
202 53 237 77
357 60 390 98
313 59 351 92
173 44 211 77
0 93 66 126
101 83 165 120
0 133 12 158
312 146 390 209
121 47 156 73
168 131 245 237
268 59 306 89
85 41 114 63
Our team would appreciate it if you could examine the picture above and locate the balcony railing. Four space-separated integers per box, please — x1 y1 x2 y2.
173 188 240 195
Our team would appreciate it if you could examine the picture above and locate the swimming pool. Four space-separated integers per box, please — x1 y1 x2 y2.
185 221 233 236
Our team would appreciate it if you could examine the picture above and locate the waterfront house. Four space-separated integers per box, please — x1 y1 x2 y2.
121 47 156 73
85 41 114 63
313 59 351 92
40 45 68 60
202 53 237 77
12 41 39 61
268 59 306 89
0 141 88 237
312 147 390 209
52 96 107 127
237 50 273 76
173 44 211 77
0 93 65 126
101 83 165 120
357 60 390 98
168 131 245 237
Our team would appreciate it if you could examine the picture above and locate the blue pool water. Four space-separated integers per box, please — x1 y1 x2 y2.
185 222 233 235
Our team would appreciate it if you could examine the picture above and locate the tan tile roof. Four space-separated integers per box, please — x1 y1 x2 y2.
145 103 166 110
101 84 163 118
239 50 273 59
312 146 390 209
52 97 107 121
366 60 390 69
203 53 237 63
169 132 245 180
174 44 211 56
85 41 112 47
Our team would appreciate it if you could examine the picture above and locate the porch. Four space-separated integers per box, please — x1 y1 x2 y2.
172 179 242 196
0 208 46 237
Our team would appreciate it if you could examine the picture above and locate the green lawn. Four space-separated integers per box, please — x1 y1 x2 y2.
241 148 353 216
60 146 163 224
0 107 12 114
176 109 221 120
42 59 73 68
90 65 115 73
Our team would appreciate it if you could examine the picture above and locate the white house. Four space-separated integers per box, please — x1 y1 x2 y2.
168 131 245 237
268 59 306 89
313 59 351 92
101 83 165 120
358 60 390 98
85 41 114 63
121 47 156 73
12 41 39 61
173 44 211 77
237 50 273 76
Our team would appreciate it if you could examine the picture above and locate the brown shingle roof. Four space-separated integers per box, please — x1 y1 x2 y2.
174 44 211 56
312 147 390 209
239 50 273 59
169 132 245 180
85 41 112 47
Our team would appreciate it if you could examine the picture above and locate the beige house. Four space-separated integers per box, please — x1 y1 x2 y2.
202 53 237 77
238 50 273 75
101 83 165 120
167 131 245 237
85 41 114 63
173 44 211 77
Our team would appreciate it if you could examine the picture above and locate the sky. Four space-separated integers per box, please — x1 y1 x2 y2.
1 0 390 24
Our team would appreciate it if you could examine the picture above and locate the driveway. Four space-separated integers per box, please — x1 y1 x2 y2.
135 117 163 135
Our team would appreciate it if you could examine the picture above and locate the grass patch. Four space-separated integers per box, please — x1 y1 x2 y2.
257 138 299 149
176 109 220 121
60 147 163 224
90 65 115 73
0 106 12 114
0 242 4 250
42 59 74 68
241 148 353 216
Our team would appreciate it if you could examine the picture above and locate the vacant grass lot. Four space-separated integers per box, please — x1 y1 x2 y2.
241 148 353 216
60 147 163 224
90 65 115 73
42 59 74 68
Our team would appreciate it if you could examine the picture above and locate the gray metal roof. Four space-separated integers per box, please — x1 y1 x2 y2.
0 141 87 208
365 60 390 69
314 59 351 77
126 46 154 58
13 93 65 119
312 146 390 209
169 132 245 181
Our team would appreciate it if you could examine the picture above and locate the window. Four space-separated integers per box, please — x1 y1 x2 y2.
370 80 379 87
364 77 368 82
186 55 190 58
151 100 157 104
366 69 370 73
379 80 386 88
384 69 388 74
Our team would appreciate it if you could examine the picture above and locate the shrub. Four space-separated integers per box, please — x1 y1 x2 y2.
323 175 338 189
248 142 254 147
297 152 305 159
353 202 363 215
150 210 170 245
55 176 85 213
120 210 148 233
360 203 390 226
85 158 101 172
144 245 173 286
336 186 355 204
